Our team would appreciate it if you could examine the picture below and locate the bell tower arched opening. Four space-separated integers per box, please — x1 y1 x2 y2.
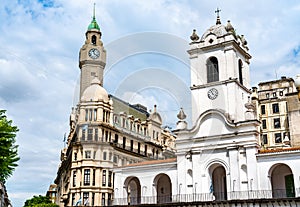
207 57 219 83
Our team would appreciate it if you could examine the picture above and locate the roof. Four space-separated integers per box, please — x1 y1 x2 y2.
87 4 100 31
258 147 300 154
121 158 177 168
81 78 109 102
110 95 149 121
88 16 100 31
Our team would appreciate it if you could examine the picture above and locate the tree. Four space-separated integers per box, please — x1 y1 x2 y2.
0 110 19 183
24 195 59 207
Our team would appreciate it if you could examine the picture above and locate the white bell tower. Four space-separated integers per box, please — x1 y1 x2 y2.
188 11 252 124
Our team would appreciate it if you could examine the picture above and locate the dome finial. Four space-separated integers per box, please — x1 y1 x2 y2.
215 7 221 25
93 3 96 19
190 29 199 42
87 3 100 31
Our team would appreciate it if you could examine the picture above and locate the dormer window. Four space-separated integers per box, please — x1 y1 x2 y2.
207 57 219 83
92 35 97 45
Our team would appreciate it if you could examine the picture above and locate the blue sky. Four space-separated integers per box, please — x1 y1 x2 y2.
1 1 300 206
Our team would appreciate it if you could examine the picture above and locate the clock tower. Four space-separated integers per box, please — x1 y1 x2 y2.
79 6 106 98
188 13 252 124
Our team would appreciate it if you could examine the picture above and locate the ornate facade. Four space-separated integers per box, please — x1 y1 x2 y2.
53 7 300 207
54 11 175 207
113 12 300 206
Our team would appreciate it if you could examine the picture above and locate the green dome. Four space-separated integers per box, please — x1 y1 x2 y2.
88 17 100 31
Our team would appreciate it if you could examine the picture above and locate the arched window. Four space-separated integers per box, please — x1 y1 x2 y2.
92 35 97 45
207 57 219 83
238 59 243 85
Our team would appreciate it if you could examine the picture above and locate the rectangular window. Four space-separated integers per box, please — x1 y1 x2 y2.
105 131 108 142
82 129 86 141
92 193 95 206
83 192 89 206
94 128 98 141
87 128 93 140
74 152 77 161
108 171 112 187
103 152 107 160
144 145 147 156
84 169 90 185
280 91 283 96
123 137 126 148
130 140 133 151
274 118 281 129
275 133 282 143
85 109 88 121
113 155 118 164
109 152 112 161
114 134 118 143
102 170 106 186
85 150 91 159
89 109 93 121
73 171 76 187
272 103 279 113
262 134 268 145
94 109 97 121
138 143 141 154
72 193 75 206
261 105 266 115
108 193 112 206
90 169 95 186
262 119 267 129
101 193 106 206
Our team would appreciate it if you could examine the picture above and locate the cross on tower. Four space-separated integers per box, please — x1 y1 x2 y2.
215 8 221 17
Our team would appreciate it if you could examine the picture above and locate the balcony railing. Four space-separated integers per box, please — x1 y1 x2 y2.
113 189 300 206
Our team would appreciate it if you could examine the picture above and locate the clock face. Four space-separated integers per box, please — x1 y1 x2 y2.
88 48 100 59
207 88 218 100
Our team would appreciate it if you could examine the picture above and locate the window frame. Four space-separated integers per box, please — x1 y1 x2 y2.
207 57 219 83
84 169 91 186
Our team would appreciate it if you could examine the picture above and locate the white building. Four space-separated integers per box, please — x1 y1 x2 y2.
113 13 300 205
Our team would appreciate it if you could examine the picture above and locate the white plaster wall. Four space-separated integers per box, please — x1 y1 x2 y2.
257 153 300 195
114 164 178 200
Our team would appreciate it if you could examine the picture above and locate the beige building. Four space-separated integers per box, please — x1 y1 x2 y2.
54 12 175 207
252 76 300 148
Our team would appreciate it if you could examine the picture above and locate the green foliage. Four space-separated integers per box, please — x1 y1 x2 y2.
24 195 59 207
0 110 20 183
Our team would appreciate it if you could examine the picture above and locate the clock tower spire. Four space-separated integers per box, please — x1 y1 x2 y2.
79 4 106 98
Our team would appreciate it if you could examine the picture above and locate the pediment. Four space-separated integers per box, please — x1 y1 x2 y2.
191 109 236 138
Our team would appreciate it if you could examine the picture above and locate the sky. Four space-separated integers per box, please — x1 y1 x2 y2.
1 0 300 206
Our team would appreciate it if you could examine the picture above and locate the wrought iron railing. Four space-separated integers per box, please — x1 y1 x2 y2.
113 189 300 206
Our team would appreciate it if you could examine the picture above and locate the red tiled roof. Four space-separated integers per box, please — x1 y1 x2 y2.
122 158 177 168
258 147 300 154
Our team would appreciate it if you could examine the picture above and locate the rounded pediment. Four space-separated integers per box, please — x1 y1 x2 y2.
200 24 228 42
